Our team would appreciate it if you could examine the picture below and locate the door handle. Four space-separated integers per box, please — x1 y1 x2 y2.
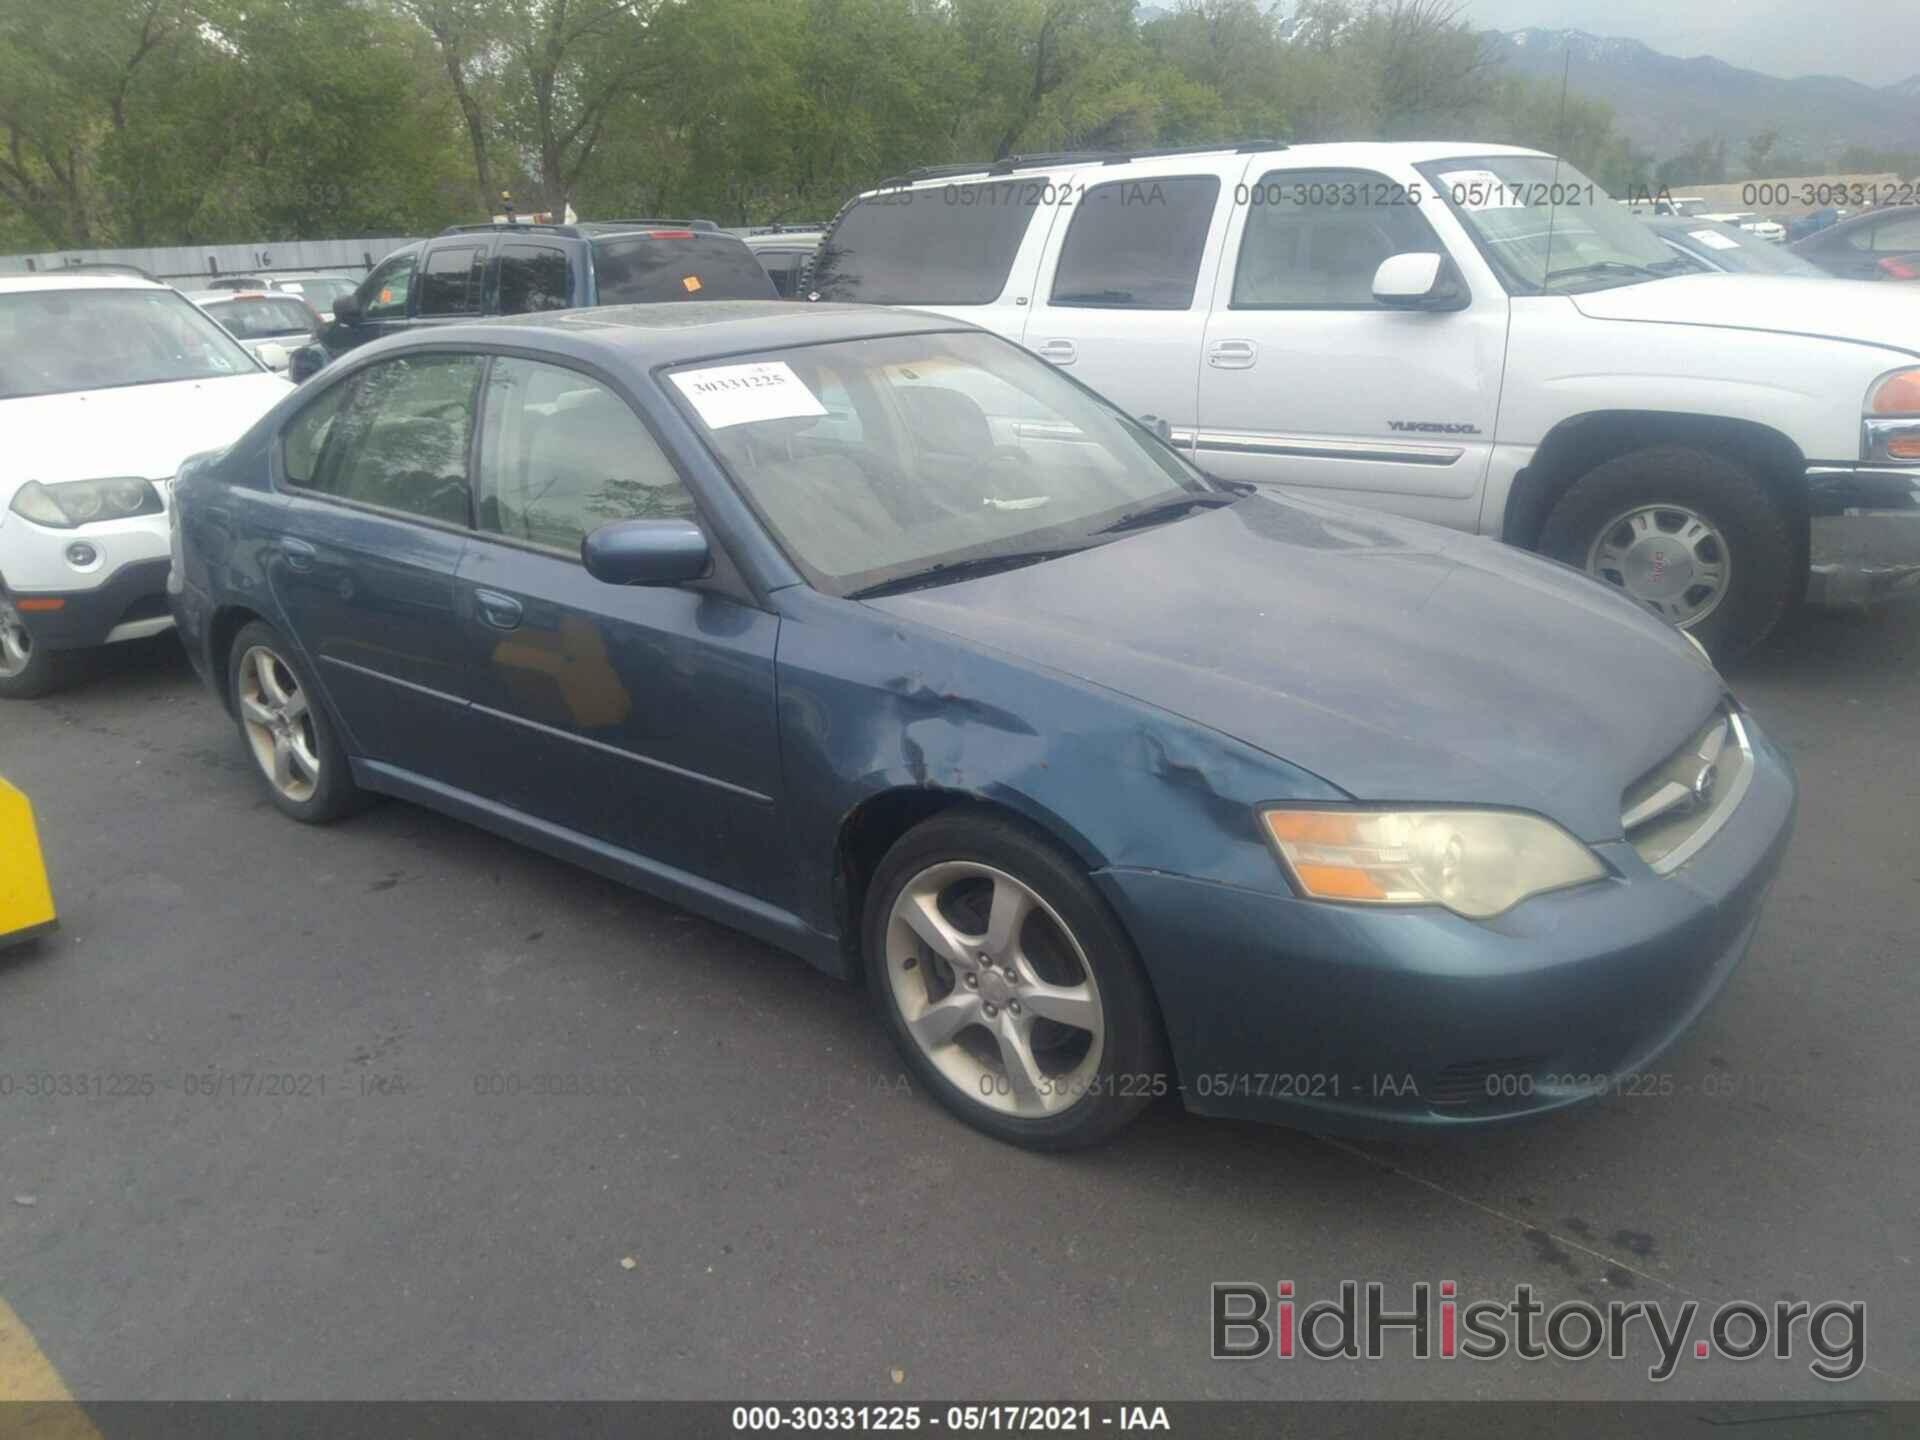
1034 338 1076 366
473 589 523 631
277 536 317 572
1207 339 1258 369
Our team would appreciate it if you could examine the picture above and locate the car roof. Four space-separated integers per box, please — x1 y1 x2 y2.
188 289 301 302
353 300 976 370
0 273 171 295
1818 203 1920 235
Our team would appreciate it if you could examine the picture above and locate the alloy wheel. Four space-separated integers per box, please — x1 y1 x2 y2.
236 645 321 803
884 861 1105 1117
1585 503 1732 628
0 599 31 679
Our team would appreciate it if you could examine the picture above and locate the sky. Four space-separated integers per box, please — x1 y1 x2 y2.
1456 0 1920 86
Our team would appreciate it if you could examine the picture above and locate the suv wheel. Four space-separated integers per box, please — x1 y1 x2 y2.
228 621 366 823
0 595 72 700
863 810 1168 1150
1538 445 1797 661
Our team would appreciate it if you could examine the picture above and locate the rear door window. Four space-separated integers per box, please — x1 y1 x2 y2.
496 244 575 314
811 184 1039 304
592 234 776 303
1048 176 1221 309
415 245 486 317
297 354 484 527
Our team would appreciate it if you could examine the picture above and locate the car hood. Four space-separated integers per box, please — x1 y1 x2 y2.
864 495 1726 842
1570 274 1920 356
0 372 290 494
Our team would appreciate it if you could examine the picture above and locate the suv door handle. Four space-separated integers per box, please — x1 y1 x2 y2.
1207 339 1258 369
474 589 523 631
277 536 317 572
1034 338 1076 366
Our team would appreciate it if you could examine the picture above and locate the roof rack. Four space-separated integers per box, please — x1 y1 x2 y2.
876 140 1286 188
438 217 723 238
582 217 722 232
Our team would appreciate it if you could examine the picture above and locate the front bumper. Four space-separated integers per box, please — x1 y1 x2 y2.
3 558 175 651
1096 715 1796 1135
1805 464 1920 609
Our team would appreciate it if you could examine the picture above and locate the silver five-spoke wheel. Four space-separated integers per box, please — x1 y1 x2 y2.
236 644 321 803
0 599 33 680
1586 503 1731 628
884 861 1105 1117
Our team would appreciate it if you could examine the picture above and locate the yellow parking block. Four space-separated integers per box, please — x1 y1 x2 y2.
0 1299 101 1437
0 777 57 947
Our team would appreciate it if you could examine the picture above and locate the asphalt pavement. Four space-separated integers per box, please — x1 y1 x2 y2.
0 601 1915 1403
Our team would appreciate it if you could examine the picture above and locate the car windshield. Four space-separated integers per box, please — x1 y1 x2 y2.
1417 155 1689 294
666 330 1211 596
205 296 316 338
0 287 258 400
1659 221 1827 276
281 277 356 306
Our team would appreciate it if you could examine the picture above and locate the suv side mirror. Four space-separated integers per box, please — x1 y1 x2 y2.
582 519 711 586
332 292 362 325
289 345 328 384
1372 253 1467 311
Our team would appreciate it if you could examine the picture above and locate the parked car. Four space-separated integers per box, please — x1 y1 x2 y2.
0 274 289 698
1786 206 1849 243
202 273 360 322
168 302 1796 1149
189 290 324 371
742 227 827 298
1697 211 1787 243
1789 204 1920 281
313 220 778 366
1644 217 1831 276
811 141 1920 656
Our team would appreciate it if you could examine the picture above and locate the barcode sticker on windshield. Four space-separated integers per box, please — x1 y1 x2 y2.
1688 228 1741 250
1438 170 1525 210
670 361 827 429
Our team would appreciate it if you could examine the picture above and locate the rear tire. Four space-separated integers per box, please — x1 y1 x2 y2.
862 809 1168 1150
227 620 366 823
0 596 73 700
1537 445 1798 662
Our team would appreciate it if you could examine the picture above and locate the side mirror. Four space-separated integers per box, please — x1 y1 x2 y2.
1138 414 1174 443
332 292 362 325
289 345 328 384
256 342 290 372
1372 253 1467 311
582 518 711 586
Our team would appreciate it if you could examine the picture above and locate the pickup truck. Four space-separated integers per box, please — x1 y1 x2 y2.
810 141 1920 658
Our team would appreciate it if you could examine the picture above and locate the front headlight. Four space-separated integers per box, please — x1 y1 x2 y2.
1260 807 1608 920
9 477 163 529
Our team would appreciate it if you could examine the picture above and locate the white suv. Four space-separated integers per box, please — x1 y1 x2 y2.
0 275 291 697
811 141 1920 657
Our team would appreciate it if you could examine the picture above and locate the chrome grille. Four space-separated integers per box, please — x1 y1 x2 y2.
1621 707 1753 873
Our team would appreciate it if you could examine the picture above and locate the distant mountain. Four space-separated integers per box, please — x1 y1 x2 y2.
1486 28 1920 158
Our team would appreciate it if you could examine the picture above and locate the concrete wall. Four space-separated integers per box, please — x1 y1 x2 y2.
0 236 424 284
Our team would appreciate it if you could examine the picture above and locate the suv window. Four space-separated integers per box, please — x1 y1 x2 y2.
416 245 486 317
360 251 416 319
475 357 694 550
1049 176 1221 309
497 243 574 314
811 183 1038 305
592 233 776 304
298 354 484 526
1232 169 1446 309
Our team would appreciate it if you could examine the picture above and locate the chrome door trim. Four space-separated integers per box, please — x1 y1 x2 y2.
1177 429 1466 466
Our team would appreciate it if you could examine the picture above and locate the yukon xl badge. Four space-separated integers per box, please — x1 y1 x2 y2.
1389 420 1482 434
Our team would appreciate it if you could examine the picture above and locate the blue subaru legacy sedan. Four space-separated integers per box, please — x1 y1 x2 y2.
168 302 1795 1149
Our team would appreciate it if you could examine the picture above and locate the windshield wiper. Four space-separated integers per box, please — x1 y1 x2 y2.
1540 260 1665 287
1091 493 1237 535
846 547 1090 600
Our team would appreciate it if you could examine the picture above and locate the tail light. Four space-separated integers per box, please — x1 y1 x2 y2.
647 230 696 239
1877 256 1919 280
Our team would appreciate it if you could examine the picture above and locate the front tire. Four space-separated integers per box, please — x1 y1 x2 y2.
862 809 1167 1150
1537 445 1797 662
0 596 75 700
227 620 365 823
